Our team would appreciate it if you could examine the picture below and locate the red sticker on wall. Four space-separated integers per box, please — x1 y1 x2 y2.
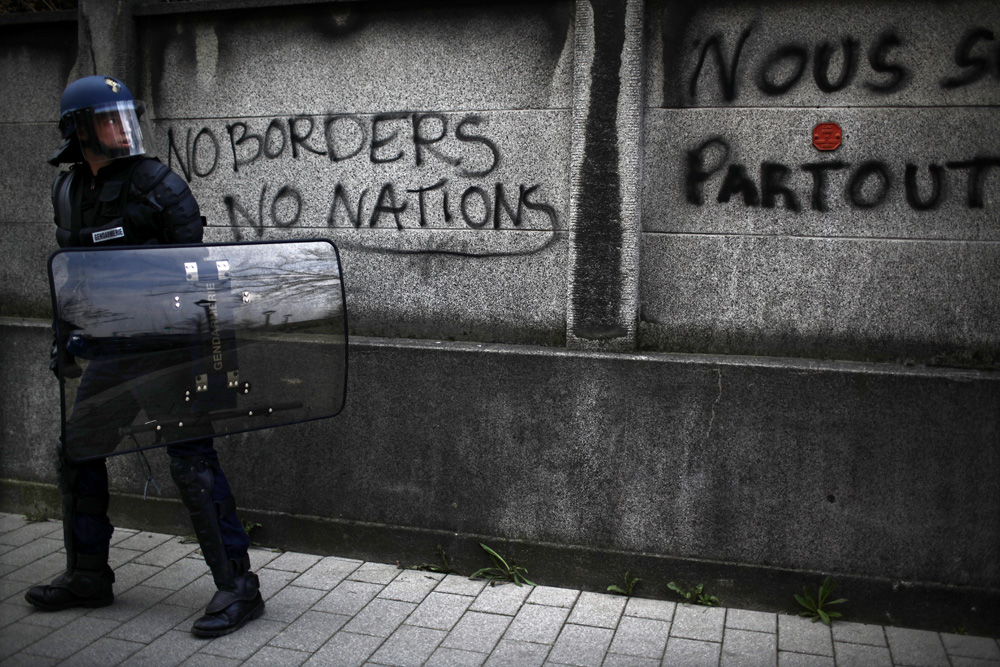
813 123 842 151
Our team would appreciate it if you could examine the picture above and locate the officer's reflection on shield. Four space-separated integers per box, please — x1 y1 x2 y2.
50 241 347 462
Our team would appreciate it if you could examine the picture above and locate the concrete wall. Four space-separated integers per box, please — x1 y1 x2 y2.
0 12 77 316
1 0 997 633
139 1 575 346
642 0 1000 366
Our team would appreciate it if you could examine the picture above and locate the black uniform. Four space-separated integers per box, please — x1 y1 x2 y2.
30 156 262 638
53 155 202 248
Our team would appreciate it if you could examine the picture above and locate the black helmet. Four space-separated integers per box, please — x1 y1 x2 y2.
50 75 149 166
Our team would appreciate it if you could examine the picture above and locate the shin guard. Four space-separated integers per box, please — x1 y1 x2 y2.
169 454 238 590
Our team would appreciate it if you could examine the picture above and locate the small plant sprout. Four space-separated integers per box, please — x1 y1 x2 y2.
668 581 721 606
242 520 263 547
470 543 536 587
795 577 847 626
23 501 53 523
608 570 641 596
409 544 458 574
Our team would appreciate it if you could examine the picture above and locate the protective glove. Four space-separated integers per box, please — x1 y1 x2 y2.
50 333 82 379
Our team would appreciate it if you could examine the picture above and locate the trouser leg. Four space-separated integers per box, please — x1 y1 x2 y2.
168 439 250 584
60 445 114 570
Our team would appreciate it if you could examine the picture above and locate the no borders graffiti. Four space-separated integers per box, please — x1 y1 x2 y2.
165 112 558 244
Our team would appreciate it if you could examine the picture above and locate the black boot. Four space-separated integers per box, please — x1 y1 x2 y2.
27 444 115 612
25 559 114 611
191 557 265 638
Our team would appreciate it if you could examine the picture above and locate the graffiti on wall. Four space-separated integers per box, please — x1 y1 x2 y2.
685 24 999 102
163 112 560 256
674 19 1000 215
684 136 1000 213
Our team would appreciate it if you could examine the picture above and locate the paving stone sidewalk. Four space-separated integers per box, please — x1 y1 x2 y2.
1 512 998 666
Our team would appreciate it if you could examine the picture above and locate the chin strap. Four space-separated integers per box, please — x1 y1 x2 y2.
129 438 161 500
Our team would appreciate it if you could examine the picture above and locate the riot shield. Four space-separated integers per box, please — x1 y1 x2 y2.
48 240 347 462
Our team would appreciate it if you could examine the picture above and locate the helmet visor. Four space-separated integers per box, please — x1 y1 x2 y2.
73 100 147 162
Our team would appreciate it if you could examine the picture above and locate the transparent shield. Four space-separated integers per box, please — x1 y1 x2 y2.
48 240 347 462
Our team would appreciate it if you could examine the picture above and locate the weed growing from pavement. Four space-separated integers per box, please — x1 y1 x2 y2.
795 576 847 625
470 543 536 587
607 570 641 596
404 544 459 575
23 501 54 523
668 581 721 606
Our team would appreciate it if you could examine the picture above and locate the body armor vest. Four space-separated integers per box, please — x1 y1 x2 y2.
52 159 172 248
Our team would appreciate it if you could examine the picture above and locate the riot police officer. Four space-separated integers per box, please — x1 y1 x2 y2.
25 75 264 639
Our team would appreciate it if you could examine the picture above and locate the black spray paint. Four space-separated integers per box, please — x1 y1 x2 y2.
684 23 998 102
685 136 1000 212
572 0 626 341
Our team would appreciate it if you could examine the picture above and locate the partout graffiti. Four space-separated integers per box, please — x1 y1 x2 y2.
679 21 999 212
685 137 1000 212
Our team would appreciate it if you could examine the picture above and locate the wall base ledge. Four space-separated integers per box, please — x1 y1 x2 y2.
2 478 996 637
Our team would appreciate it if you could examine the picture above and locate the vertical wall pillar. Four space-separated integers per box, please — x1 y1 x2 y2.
566 0 645 352
75 0 136 84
